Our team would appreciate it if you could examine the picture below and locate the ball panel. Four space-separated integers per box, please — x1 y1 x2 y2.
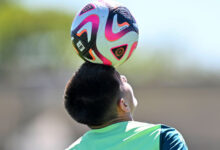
76 22 92 43
127 41 138 60
93 47 112 66
71 14 100 59
111 44 128 60
97 29 138 66
79 4 96 16
105 12 134 42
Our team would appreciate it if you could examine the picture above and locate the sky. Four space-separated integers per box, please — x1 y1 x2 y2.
19 0 220 71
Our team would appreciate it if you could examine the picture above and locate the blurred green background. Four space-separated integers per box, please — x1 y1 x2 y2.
0 0 220 150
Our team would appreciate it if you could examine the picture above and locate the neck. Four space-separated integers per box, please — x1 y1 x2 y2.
89 114 133 129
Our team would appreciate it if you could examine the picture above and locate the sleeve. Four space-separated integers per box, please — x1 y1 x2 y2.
160 125 188 150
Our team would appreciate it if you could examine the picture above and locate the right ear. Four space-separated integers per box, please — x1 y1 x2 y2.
118 98 130 113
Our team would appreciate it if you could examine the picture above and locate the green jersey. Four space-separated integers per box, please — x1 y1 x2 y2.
66 121 187 150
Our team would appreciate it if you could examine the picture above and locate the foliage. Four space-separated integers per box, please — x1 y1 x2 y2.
0 3 77 72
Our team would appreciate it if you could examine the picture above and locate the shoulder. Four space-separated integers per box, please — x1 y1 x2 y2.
65 137 82 150
160 124 188 150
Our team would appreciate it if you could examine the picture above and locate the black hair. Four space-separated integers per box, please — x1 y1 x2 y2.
64 62 121 126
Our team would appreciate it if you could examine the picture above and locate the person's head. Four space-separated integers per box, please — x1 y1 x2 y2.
64 62 137 127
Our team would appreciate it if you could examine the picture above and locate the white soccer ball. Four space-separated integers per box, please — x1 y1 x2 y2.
71 0 139 67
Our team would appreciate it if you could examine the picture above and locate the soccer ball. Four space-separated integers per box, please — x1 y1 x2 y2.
71 0 139 67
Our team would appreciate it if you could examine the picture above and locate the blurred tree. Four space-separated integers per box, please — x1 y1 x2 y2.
0 3 76 74
0 0 8 4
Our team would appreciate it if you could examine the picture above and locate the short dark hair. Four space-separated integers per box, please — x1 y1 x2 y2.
64 62 121 126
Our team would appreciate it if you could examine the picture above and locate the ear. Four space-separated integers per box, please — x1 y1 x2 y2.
118 98 130 113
